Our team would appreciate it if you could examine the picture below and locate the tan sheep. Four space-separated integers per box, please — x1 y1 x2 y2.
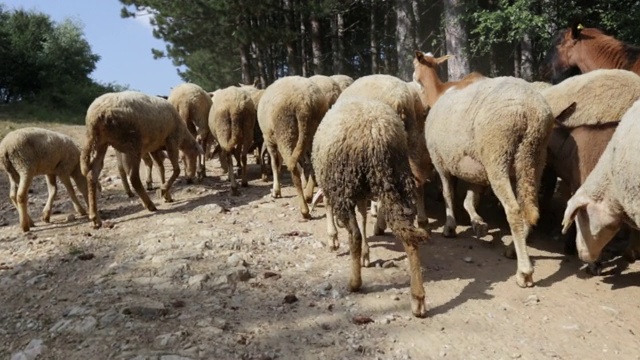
0 127 88 232
257 76 329 219
561 99 640 263
312 96 429 318
309 75 342 108
208 85 256 195
414 51 556 288
81 90 202 229
167 83 213 181
541 69 640 128
330 74 354 91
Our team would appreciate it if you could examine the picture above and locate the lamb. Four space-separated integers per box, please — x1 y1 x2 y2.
0 127 88 232
167 83 213 181
541 69 640 128
257 76 328 219
312 96 429 318
329 74 354 91
414 51 556 287
309 75 342 108
208 85 256 195
561 99 640 263
81 90 202 229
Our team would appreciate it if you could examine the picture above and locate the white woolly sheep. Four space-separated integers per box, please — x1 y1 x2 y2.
0 127 88 232
167 83 213 181
312 96 429 318
330 74 354 91
309 75 342 108
81 90 202 229
541 69 640 128
208 85 256 195
562 98 640 263
257 76 329 219
414 51 556 288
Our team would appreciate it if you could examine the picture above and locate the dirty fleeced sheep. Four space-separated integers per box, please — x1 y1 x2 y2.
414 51 556 288
312 96 429 318
257 76 328 219
561 99 640 263
208 86 256 195
0 127 89 232
167 83 213 181
81 91 202 229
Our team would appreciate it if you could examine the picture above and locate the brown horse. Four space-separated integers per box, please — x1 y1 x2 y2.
547 23 640 84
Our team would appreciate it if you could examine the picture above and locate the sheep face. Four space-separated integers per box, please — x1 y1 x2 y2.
562 196 622 262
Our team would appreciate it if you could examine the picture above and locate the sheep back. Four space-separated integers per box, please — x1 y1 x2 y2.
209 86 256 152
338 74 430 185
541 69 640 128
329 74 354 92
167 83 213 138
309 75 342 108
257 76 328 170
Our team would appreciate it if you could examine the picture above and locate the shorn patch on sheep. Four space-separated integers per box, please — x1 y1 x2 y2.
0 127 89 232
312 96 430 318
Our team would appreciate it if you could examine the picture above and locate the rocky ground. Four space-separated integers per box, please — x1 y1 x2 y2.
1 123 640 360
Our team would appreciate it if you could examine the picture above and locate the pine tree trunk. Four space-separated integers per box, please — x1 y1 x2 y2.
332 12 345 74
520 33 534 81
443 0 470 81
395 0 415 81
299 4 310 77
310 12 324 75
239 43 252 85
284 0 299 76
370 0 379 74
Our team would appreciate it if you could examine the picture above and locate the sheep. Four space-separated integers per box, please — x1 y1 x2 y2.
237 84 270 181
414 51 557 288
541 69 640 128
208 85 256 195
309 75 342 108
167 83 213 181
81 90 202 229
529 81 552 91
338 74 432 232
312 96 429 318
329 74 354 91
561 99 640 263
116 151 166 197
257 76 328 219
0 127 88 232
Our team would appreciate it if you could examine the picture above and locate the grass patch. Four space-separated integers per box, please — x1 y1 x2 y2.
0 102 85 139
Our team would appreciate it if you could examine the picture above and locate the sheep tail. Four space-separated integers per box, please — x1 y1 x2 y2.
514 118 546 227
0 149 17 179
287 112 308 171
379 187 430 246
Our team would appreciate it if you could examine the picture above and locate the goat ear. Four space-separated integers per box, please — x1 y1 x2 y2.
561 194 590 234
436 55 453 64
415 51 424 62
555 101 577 123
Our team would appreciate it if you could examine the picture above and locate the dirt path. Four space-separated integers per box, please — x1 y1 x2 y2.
1 124 639 360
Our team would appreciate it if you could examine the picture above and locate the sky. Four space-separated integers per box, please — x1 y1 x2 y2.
3 0 184 96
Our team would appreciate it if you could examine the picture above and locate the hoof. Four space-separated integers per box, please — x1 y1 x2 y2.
471 220 488 237
586 262 603 276
411 295 428 318
146 184 154 191
442 226 457 238
503 243 517 259
91 219 102 229
185 178 194 185
515 271 534 288
126 192 135 198
301 211 311 220
230 187 240 196
361 254 370 268
271 190 281 198
348 278 362 292
327 236 339 251
21 225 31 232
42 214 51 223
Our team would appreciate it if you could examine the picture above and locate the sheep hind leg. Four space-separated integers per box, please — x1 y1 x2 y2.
158 145 181 203
373 202 387 235
150 151 166 188
415 184 429 232
266 143 282 198
16 174 34 232
290 165 310 219
142 153 154 190
117 153 135 198
463 183 488 237
41 174 57 223
124 153 157 211
489 172 534 288
60 175 86 216
437 170 457 238
240 147 249 187
399 230 427 318
325 198 339 250
86 144 108 228
346 210 363 292
356 199 370 267
227 151 239 196
623 229 640 263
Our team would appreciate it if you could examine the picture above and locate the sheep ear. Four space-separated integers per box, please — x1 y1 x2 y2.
561 194 590 234
436 55 453 64
555 101 577 123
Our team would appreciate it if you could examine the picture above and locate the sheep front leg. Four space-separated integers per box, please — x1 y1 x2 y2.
158 145 181 203
437 170 457 238
400 231 427 318
60 175 86 216
42 174 57 223
356 199 370 267
290 165 310 219
240 147 249 187
346 211 363 292
260 143 270 182
116 153 135 198
303 168 316 203
325 198 339 250
150 151 166 189
16 174 34 232
142 153 155 190
373 202 387 235
463 183 488 237
85 144 108 228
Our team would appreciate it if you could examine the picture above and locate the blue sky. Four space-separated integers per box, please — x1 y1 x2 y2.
3 0 184 96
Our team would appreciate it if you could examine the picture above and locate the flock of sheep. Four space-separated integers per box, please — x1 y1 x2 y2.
2 51 640 318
